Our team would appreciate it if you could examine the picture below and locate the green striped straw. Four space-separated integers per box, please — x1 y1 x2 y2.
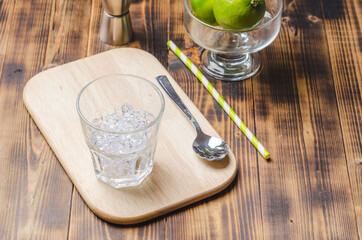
167 40 270 159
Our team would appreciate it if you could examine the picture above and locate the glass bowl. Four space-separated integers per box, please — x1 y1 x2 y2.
184 0 283 81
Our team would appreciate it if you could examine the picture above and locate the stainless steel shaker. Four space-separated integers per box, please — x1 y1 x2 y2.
100 0 133 45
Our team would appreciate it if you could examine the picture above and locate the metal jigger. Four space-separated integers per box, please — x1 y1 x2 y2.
100 0 133 45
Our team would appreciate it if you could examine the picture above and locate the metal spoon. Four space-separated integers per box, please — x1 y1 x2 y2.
156 75 229 161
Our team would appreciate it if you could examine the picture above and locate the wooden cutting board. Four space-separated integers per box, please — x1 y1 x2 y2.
23 48 237 224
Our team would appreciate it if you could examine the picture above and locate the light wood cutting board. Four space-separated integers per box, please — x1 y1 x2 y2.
23 48 237 224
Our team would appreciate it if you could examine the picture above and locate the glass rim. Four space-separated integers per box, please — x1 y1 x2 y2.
184 0 283 33
76 74 165 134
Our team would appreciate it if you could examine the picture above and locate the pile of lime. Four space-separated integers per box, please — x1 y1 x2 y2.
191 0 266 30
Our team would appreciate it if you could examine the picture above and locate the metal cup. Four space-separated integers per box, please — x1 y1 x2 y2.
100 0 133 45
101 0 131 15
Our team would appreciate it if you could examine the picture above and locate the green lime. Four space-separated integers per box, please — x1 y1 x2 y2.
213 0 266 30
191 0 217 25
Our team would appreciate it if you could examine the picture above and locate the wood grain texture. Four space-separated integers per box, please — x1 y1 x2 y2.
0 0 360 238
321 0 362 237
254 0 359 239
131 0 170 67
44 0 92 68
0 0 15 78
0 0 74 238
166 0 263 239
86 0 118 56
23 48 237 225
68 188 166 240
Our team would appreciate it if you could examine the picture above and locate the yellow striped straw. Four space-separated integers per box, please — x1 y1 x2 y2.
167 40 270 159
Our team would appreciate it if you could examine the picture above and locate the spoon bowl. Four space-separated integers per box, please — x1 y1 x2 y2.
193 132 229 161
156 75 229 161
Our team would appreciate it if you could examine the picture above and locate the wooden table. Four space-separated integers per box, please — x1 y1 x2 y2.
0 0 360 239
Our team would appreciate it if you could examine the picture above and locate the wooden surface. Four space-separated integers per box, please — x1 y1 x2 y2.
23 48 237 224
0 0 360 238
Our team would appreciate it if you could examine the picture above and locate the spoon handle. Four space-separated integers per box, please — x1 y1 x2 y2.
156 75 201 132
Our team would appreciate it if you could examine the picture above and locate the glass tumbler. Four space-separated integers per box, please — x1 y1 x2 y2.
76 74 165 188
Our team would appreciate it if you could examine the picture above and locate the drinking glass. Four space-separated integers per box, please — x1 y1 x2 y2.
76 74 165 188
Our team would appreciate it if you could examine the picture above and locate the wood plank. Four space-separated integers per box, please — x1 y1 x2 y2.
86 0 119 55
67 0 170 237
166 0 263 238
44 0 92 66
321 0 362 236
253 0 359 238
69 191 166 240
129 0 170 67
0 0 76 238
68 188 166 239
0 0 15 78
